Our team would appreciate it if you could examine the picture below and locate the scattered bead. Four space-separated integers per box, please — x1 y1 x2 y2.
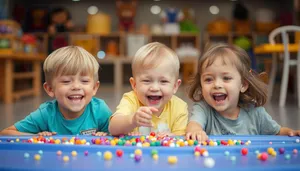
134 149 142 156
285 154 291 160
152 154 159 160
224 151 230 156
151 149 158 156
24 153 30 158
56 150 62 156
84 151 88 156
260 152 268 161
230 156 236 161
241 148 248 156
116 149 123 157
279 148 285 154
168 156 177 164
202 151 209 157
104 151 113 160
194 151 200 157
269 142 272 145
134 155 142 162
255 150 260 155
267 147 275 155
203 157 215 168
63 156 69 162
34 154 41 161
293 149 298 154
130 153 135 158
71 151 77 157
296 139 300 143
38 150 43 155
97 152 102 156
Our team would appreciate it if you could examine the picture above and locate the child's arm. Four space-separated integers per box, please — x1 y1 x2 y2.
0 125 57 136
277 127 300 136
0 125 34 135
185 121 208 141
109 106 158 136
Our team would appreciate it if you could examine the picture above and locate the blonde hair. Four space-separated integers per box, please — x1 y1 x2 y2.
188 43 268 107
131 42 180 78
43 46 99 84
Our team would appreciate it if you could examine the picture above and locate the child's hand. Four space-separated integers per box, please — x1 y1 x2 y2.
93 132 108 136
185 130 208 142
288 130 300 136
37 131 57 136
132 106 158 127
127 132 142 136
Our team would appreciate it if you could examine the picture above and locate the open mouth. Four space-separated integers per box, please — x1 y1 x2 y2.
68 95 84 102
147 96 162 104
212 94 227 103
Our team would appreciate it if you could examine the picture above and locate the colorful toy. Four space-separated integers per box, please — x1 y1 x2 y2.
160 7 183 34
233 36 251 51
180 8 199 33
116 0 137 32
47 7 73 35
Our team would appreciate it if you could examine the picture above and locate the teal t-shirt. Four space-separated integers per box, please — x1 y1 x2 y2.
14 97 112 135
189 101 281 135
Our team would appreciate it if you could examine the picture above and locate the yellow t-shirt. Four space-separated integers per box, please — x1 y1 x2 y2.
112 91 188 135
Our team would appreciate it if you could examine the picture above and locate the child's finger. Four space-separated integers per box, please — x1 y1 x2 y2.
185 132 191 140
148 107 159 113
140 107 154 115
51 132 57 135
139 111 152 120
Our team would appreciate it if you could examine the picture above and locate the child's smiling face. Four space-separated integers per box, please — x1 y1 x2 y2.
200 56 248 117
130 59 181 115
44 73 99 119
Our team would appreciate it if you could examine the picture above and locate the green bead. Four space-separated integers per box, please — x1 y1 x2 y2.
151 149 158 156
131 142 136 146
150 142 156 146
193 141 198 145
235 142 240 145
217 140 221 145
155 141 161 146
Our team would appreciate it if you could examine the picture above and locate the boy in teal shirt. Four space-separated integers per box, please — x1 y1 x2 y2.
0 46 111 136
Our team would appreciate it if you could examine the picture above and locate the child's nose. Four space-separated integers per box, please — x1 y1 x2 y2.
214 79 222 89
71 81 81 90
149 83 159 91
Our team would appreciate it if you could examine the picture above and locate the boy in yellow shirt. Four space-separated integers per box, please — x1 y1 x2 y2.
109 42 188 136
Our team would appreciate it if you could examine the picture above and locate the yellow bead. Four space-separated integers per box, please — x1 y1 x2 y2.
71 151 77 157
188 140 194 146
63 156 69 162
110 140 116 146
140 136 145 142
69 139 75 144
103 151 113 160
194 151 200 157
267 147 274 154
81 139 86 144
34 154 41 161
152 154 159 160
202 142 207 146
135 149 142 156
33 139 38 144
168 156 178 164
142 142 150 147
271 151 277 157
16 138 20 142
55 139 61 144
209 141 214 146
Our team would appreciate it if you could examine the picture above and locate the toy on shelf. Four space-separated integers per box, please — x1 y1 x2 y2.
180 8 199 33
47 7 74 35
160 7 183 34
116 0 137 32
233 36 251 51
21 34 37 53
0 20 22 54
232 1 251 34
207 18 231 35
87 12 111 35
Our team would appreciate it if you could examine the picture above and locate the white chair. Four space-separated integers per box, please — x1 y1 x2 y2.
268 25 300 108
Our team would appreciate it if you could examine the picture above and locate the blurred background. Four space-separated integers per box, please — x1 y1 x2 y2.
0 0 300 130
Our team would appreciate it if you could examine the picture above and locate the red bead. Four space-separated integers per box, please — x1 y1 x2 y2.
116 149 123 157
194 146 201 152
135 138 141 143
150 132 156 136
260 152 268 161
241 148 248 156
279 148 285 154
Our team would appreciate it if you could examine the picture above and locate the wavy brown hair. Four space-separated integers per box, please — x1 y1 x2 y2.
188 43 268 108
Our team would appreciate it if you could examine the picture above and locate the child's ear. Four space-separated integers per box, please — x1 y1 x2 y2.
240 80 249 93
173 79 182 94
92 81 100 96
43 82 55 98
129 77 136 91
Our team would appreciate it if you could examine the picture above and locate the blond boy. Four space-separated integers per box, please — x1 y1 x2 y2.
0 46 111 136
109 42 188 136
